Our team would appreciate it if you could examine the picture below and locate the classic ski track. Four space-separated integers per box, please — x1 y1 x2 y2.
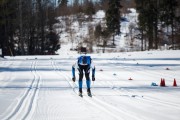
3 61 35 120
4 60 41 120
22 60 41 120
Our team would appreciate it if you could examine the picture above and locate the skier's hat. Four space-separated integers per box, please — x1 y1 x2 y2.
80 47 87 54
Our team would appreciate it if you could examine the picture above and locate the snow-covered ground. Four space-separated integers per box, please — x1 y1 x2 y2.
0 46 180 120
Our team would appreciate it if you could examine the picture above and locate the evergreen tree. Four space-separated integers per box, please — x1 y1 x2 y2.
94 23 102 45
46 31 60 55
0 0 17 57
84 0 95 16
136 0 179 50
0 0 59 56
59 0 68 6
58 0 69 15
159 0 178 49
106 0 121 45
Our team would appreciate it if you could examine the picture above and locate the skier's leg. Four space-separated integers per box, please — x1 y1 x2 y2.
85 75 90 89
78 74 83 92
78 67 83 93
85 66 91 95
86 79 92 97
78 77 83 97
85 66 90 89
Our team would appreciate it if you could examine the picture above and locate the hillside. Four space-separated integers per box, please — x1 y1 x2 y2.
55 8 140 54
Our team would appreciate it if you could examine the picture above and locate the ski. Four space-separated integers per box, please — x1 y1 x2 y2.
88 95 92 97
79 94 83 97
87 92 92 97
79 93 83 97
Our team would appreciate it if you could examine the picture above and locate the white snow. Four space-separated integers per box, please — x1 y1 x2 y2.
0 47 180 120
93 10 105 19
1 9 180 120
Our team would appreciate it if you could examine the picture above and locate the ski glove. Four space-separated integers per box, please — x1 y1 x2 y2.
72 77 76 82
92 76 95 81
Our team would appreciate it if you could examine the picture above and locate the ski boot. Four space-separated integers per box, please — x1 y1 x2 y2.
87 88 92 97
79 89 83 97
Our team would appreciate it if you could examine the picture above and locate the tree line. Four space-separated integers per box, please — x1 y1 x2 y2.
1 0 179 57
0 0 115 56
0 0 60 57
0 0 127 55
135 0 180 50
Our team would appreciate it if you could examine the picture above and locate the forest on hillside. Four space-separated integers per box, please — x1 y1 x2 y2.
0 0 180 57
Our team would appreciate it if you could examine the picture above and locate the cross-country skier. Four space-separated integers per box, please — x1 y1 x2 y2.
72 50 95 97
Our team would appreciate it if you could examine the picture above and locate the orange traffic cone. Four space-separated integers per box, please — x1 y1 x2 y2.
163 78 166 86
160 78 163 86
160 78 166 87
173 79 177 87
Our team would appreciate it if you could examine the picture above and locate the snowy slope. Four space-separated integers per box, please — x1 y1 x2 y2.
0 48 180 120
56 8 141 53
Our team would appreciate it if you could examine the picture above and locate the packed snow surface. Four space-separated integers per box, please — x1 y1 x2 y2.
0 48 180 120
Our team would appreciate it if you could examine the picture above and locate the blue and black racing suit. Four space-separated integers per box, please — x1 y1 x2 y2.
72 55 95 93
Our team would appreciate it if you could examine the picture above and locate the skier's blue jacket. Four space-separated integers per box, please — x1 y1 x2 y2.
72 55 95 78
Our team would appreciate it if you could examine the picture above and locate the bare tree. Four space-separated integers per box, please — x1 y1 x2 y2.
128 22 136 47
101 29 111 53
87 24 94 53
